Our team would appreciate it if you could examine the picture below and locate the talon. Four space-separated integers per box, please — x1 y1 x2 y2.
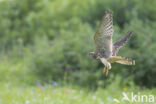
104 68 106 73
104 66 108 76
105 69 109 76
104 63 111 76
100 58 111 76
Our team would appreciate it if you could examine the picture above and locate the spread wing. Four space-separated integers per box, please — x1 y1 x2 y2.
112 31 133 56
94 11 113 51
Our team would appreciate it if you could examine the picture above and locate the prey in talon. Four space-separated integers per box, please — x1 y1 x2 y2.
89 11 135 76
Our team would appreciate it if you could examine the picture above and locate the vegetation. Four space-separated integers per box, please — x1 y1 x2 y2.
1 79 156 104
0 0 155 103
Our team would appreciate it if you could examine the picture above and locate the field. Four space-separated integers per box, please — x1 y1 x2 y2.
0 82 156 104
0 0 156 104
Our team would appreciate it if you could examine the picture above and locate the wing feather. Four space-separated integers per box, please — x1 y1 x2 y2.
94 11 113 51
112 31 133 56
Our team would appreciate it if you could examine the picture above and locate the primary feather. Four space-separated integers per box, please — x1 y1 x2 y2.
94 11 113 58
112 31 133 56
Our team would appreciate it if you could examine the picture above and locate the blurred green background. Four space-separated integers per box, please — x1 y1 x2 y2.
0 0 156 104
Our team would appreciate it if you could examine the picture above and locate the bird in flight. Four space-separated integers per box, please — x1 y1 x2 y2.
89 11 135 76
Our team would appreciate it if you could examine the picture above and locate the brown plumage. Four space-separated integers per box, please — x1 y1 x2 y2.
89 11 135 76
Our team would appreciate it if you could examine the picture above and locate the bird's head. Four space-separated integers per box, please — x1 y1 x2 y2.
88 52 97 59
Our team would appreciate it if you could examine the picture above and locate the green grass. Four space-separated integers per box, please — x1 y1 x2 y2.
0 57 155 104
0 82 155 104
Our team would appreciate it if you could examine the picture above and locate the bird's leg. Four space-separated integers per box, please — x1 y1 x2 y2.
100 58 111 76
108 56 135 65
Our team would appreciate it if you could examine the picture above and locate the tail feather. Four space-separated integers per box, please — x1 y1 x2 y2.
108 56 135 65
116 59 135 65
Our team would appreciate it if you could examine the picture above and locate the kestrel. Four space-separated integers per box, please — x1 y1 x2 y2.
89 11 135 76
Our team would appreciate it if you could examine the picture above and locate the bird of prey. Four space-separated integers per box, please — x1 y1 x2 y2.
89 11 135 76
